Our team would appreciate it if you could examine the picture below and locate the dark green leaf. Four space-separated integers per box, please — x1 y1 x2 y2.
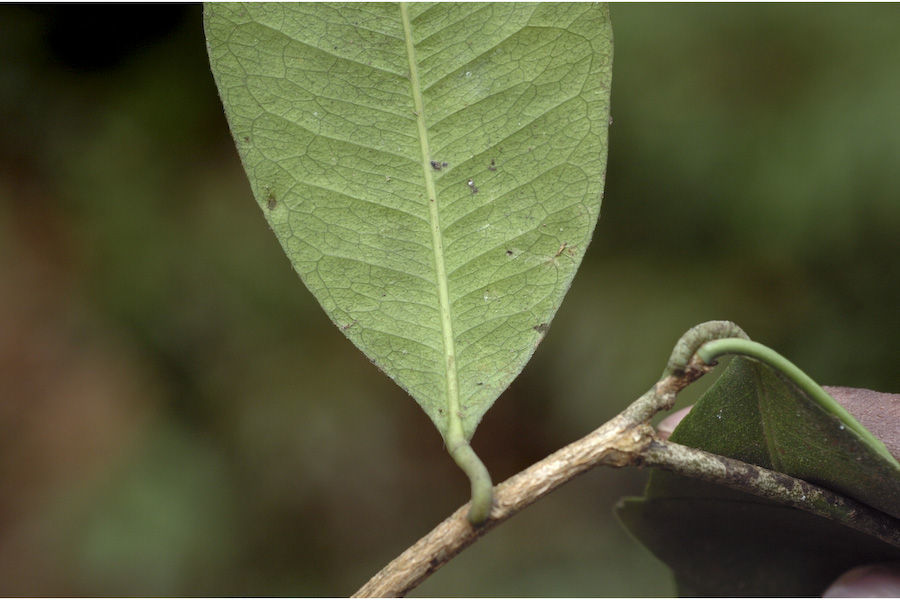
618 356 900 596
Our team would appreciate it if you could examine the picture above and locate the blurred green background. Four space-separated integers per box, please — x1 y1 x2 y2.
0 4 897 596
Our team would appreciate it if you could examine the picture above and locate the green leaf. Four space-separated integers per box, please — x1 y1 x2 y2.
204 2 612 519
617 355 900 596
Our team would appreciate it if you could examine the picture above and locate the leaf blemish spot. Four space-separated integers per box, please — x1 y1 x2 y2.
488 159 497 171
430 160 442 171
554 242 577 259
505 249 513 256
533 323 549 334
467 178 479 194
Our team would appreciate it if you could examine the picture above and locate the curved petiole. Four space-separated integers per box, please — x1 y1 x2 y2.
447 438 493 525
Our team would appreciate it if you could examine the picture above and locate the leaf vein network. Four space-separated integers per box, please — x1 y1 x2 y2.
446 225 576 284
420 25 565 96
411 4 488 48
251 20 407 78
353 326 444 354
250 76 418 120
443 164 587 232
430 92 586 161
258 111 417 164
308 253 436 288
417 17 537 93
450 261 560 316
268 165 430 225
453 287 557 347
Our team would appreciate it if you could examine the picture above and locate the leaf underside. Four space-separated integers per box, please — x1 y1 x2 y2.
617 357 900 596
204 3 612 442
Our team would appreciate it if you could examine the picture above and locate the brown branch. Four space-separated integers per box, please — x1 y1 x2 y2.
354 360 714 597
352 413 655 597
352 321 899 596
355 417 900 597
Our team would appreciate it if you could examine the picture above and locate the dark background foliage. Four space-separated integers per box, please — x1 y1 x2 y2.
0 4 897 596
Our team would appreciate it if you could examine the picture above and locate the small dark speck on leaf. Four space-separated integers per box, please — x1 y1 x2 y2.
533 323 549 334
266 192 277 210
243 136 250 143
430 160 443 171
505 249 513 256
467 178 478 194
488 159 497 171
476 382 484 386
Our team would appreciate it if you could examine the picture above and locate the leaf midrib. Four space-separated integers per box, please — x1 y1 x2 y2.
400 3 462 442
